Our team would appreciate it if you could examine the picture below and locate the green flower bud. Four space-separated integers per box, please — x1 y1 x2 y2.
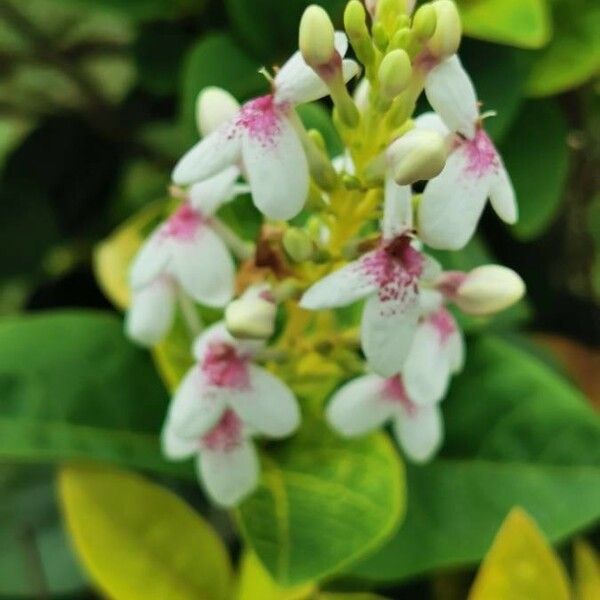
344 0 375 65
412 4 437 41
372 22 389 52
378 49 412 100
427 0 461 59
387 128 447 185
283 228 314 262
299 4 336 68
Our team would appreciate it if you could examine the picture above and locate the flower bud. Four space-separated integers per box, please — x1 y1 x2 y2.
344 0 375 66
427 0 461 59
453 265 525 316
195 87 240 137
412 4 437 41
378 49 412 100
225 286 277 340
283 227 314 262
299 5 336 68
387 128 447 185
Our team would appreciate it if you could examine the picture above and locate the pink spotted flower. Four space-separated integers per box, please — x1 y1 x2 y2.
126 169 239 346
416 56 517 250
161 322 300 506
172 33 358 221
326 373 443 463
300 189 440 377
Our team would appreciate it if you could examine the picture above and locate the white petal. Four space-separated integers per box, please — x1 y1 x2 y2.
300 256 377 310
353 77 370 112
418 288 444 314
171 226 234 307
227 365 300 438
402 319 451 405
198 439 259 507
129 231 170 290
418 146 492 250
421 253 443 281
196 86 240 137
125 277 176 346
166 366 226 439
192 321 264 362
489 165 518 224
361 291 420 377
242 115 309 220
447 328 465 373
425 55 478 139
275 31 350 105
383 176 412 239
326 374 395 436
188 166 241 216
161 422 198 460
393 403 443 463
414 111 451 137
172 122 242 186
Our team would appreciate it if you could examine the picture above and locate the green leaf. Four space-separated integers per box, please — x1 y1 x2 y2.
527 0 600 96
0 465 87 597
348 335 600 583
180 33 263 145
55 0 202 21
574 540 600 600
296 103 343 158
468 508 571 600
237 416 405 587
458 0 551 49
501 99 569 240
59 464 233 600
0 310 191 479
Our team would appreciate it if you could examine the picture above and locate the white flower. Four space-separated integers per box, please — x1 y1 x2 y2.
129 168 239 314
161 322 300 506
402 304 463 405
172 33 359 221
326 373 443 463
301 185 440 377
417 55 517 250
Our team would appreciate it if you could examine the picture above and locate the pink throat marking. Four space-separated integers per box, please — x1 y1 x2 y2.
201 342 250 390
381 376 417 415
428 308 456 345
461 128 499 179
436 271 468 299
361 236 424 304
413 49 440 74
201 409 243 452
236 94 284 147
162 203 203 242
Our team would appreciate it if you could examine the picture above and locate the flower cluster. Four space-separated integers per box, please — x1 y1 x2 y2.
125 0 525 506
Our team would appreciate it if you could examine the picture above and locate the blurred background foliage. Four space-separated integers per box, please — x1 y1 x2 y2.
0 0 598 598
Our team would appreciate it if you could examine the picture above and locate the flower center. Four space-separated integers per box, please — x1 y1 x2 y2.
381 375 417 415
461 129 499 178
201 342 250 390
236 94 284 146
201 409 243 452
428 308 455 345
163 203 203 242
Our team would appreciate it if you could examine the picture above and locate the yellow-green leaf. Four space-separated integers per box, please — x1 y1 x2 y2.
468 507 571 600
319 594 389 599
237 551 315 600
59 465 233 600
458 0 551 49
574 540 600 600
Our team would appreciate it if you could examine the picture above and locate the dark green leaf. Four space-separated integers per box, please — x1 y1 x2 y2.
501 99 569 240
296 102 343 158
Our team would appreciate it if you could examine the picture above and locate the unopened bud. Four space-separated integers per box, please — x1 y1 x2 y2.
390 27 413 50
344 0 375 66
427 0 461 59
412 4 437 41
225 286 277 339
372 22 389 52
299 5 336 68
196 87 240 137
283 228 314 262
378 49 412 100
387 128 447 185
453 265 525 316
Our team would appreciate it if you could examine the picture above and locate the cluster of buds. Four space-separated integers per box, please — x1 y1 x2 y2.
125 0 525 506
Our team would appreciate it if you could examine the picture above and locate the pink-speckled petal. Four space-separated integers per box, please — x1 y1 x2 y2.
489 165 518 224
393 403 443 463
419 145 492 250
172 121 241 186
241 115 309 220
361 289 420 377
188 166 240 216
425 55 478 139
326 374 396 437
